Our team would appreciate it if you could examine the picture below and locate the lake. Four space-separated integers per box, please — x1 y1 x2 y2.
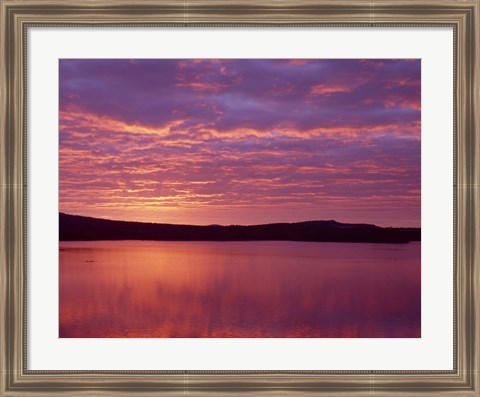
59 240 420 338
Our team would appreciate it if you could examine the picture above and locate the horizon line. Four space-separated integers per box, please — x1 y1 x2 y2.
59 212 421 230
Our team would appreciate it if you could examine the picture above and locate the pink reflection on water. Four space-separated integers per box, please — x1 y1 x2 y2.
59 241 420 338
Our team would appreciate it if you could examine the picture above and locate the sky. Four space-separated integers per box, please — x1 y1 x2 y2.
59 59 420 227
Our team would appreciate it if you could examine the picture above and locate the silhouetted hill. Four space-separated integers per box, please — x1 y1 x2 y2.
59 213 420 244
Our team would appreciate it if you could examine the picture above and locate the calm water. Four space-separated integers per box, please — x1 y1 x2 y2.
59 241 420 338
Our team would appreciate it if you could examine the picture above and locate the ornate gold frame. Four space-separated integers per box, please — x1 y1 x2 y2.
1 1 479 396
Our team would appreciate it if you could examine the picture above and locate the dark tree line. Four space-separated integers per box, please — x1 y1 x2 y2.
60 213 420 244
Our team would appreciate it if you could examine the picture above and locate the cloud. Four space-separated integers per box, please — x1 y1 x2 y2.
59 59 421 227
309 83 352 96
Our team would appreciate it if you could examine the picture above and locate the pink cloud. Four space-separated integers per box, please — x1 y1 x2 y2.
309 84 352 96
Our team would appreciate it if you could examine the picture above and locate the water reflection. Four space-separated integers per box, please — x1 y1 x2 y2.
59 241 420 338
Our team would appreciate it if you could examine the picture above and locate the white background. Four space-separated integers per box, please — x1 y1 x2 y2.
28 27 453 370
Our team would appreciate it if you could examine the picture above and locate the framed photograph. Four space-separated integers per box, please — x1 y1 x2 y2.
1 1 478 396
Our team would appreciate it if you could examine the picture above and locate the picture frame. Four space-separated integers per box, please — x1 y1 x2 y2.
0 0 478 396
